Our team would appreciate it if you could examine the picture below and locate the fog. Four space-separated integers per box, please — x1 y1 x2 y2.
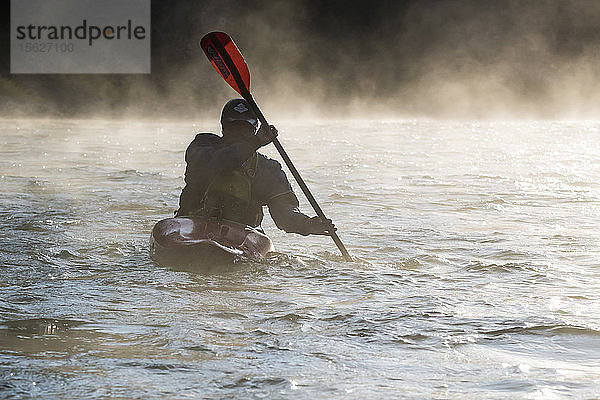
1 0 600 120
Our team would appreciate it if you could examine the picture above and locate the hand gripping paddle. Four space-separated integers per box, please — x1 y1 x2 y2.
200 32 352 261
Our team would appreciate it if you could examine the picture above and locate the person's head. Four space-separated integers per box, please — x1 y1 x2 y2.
220 99 258 142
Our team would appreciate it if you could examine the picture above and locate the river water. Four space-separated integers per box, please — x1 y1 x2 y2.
1 118 599 399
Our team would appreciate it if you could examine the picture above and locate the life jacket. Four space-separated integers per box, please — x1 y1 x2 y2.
195 153 263 227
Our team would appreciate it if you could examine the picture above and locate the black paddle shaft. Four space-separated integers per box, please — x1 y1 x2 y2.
210 37 352 261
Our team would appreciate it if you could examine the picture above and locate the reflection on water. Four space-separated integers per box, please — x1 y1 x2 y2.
1 119 599 398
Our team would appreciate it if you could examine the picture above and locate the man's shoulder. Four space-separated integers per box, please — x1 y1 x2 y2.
257 152 283 170
189 132 222 146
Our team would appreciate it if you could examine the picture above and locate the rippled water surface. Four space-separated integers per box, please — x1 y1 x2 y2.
1 119 599 399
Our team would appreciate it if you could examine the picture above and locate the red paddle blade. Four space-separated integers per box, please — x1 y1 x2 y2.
200 32 250 95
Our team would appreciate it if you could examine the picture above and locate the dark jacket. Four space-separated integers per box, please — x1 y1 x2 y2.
177 133 314 234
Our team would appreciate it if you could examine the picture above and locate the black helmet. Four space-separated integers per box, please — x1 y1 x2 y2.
220 99 258 129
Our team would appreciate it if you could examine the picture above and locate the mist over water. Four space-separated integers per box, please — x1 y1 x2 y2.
2 0 600 119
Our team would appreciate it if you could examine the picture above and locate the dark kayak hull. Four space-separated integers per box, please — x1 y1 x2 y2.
149 217 274 267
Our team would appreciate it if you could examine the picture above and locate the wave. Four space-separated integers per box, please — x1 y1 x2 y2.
483 324 600 337
465 260 546 274
1 318 87 335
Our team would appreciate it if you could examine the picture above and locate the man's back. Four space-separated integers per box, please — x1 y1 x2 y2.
177 133 293 224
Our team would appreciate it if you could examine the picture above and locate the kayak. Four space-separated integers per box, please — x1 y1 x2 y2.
150 217 274 267
149 217 274 267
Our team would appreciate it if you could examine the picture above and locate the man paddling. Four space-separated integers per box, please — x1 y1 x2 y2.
176 99 335 236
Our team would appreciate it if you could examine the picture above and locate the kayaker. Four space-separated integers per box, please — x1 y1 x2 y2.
175 99 335 236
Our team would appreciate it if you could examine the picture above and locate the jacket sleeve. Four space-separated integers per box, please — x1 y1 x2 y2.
267 192 313 235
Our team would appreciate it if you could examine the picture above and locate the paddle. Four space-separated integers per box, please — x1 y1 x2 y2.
199 32 352 261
